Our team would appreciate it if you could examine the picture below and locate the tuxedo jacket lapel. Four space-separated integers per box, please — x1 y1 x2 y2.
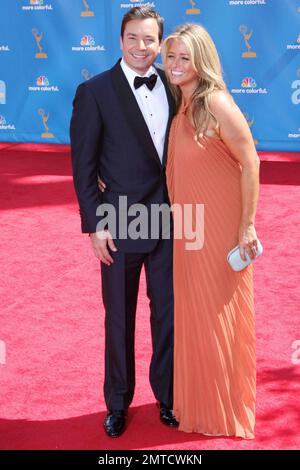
111 60 175 169
111 60 162 169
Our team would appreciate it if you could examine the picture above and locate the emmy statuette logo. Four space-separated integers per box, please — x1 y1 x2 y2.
186 0 201 15
240 25 257 58
32 28 47 58
38 108 54 138
244 113 258 145
81 0 95 17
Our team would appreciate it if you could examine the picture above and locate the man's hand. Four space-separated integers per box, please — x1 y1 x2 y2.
90 231 117 266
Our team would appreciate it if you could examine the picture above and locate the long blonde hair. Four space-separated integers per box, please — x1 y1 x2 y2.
162 24 227 138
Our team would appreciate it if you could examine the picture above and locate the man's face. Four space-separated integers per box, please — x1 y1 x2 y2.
121 18 161 75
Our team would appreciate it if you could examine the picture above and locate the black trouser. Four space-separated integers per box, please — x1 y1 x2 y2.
101 237 174 411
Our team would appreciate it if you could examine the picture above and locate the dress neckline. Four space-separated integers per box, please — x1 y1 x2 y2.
179 99 191 114
178 99 221 142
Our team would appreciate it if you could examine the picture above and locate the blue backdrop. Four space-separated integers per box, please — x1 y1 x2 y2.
0 0 299 151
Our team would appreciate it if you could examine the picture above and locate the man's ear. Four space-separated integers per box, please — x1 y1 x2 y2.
120 36 123 51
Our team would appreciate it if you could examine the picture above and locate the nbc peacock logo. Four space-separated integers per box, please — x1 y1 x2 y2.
28 75 59 92
81 35 95 46
37 76 49 86
231 77 267 95
242 77 257 88
0 114 16 130
72 35 105 52
22 0 53 11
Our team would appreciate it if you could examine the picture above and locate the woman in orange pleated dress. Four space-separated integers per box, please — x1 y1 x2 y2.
162 24 260 439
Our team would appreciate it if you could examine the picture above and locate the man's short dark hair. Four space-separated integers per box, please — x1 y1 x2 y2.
121 6 164 42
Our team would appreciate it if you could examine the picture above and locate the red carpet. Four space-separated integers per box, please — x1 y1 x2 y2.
0 144 299 450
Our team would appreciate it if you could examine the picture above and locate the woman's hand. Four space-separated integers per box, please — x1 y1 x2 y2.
98 176 106 193
239 223 258 261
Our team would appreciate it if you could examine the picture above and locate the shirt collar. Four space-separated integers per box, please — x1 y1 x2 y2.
121 58 157 90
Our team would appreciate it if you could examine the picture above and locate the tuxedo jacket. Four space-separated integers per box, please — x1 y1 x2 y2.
70 59 175 252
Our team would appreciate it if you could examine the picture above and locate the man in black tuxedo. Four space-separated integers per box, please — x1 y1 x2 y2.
70 6 177 437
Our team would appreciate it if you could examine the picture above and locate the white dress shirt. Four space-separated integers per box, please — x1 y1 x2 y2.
120 58 169 163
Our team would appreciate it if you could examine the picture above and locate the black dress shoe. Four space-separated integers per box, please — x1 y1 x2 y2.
103 410 127 438
158 403 179 428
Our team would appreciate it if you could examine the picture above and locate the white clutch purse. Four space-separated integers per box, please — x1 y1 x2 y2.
227 240 263 272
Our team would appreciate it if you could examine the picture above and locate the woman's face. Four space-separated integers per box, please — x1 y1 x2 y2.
165 39 199 90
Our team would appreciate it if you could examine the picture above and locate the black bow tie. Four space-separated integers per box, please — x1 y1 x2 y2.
134 74 158 91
